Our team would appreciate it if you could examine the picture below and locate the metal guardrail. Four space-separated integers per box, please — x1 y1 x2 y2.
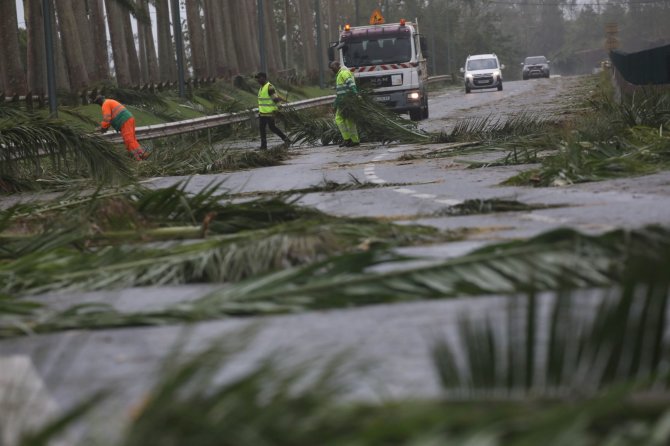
426 74 452 83
101 95 335 144
98 75 452 144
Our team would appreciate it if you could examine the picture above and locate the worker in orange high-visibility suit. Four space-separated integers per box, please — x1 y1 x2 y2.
94 95 148 160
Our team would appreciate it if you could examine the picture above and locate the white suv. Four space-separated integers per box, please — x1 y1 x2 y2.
460 54 504 93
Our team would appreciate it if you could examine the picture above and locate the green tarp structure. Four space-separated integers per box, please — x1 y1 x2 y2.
610 44 670 85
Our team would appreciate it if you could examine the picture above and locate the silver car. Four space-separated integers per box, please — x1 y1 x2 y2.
461 54 504 94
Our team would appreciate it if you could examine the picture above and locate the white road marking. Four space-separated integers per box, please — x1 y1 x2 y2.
364 148 463 207
520 213 568 224
412 193 436 199
435 198 464 206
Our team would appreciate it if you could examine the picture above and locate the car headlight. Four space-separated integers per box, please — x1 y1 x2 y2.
492 70 501 77
407 91 420 101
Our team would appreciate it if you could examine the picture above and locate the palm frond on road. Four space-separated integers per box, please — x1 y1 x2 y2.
434 112 555 143
435 240 670 399
0 181 448 297
279 92 429 146
3 225 667 337
135 141 289 177
0 111 134 192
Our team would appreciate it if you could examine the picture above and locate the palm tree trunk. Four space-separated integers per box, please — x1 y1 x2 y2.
137 10 149 83
219 0 239 75
263 0 283 72
104 0 132 86
327 0 338 42
203 0 231 77
52 6 71 91
297 0 317 75
71 0 97 81
121 8 141 84
284 0 293 70
155 0 176 82
185 0 207 79
230 0 259 73
138 0 159 83
0 0 27 95
24 0 47 95
55 0 90 90
88 0 110 81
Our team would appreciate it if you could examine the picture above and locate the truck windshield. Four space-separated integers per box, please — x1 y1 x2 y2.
343 37 412 67
466 59 498 70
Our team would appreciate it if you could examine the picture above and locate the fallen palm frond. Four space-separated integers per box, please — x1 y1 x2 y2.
227 174 422 198
434 198 564 216
279 92 430 146
433 112 555 143
503 84 670 187
3 225 668 337
0 181 449 298
0 111 134 192
505 125 670 186
435 235 670 399
136 140 289 177
15 331 670 445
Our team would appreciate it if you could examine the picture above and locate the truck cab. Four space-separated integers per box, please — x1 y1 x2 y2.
329 19 429 121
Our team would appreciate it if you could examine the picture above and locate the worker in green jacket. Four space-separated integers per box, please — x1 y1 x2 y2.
329 61 360 147
255 72 290 150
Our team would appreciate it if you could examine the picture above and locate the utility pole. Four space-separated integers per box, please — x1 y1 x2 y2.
355 0 359 26
42 0 57 117
314 0 324 88
171 0 185 97
258 0 267 73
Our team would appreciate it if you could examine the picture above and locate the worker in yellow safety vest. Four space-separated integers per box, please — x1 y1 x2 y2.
94 95 149 160
255 72 290 150
329 61 360 147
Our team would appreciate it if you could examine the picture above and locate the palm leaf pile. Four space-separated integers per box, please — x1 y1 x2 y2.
279 92 430 146
2 221 668 337
135 140 290 177
18 272 670 446
504 85 670 186
0 181 455 333
0 106 133 192
433 111 556 143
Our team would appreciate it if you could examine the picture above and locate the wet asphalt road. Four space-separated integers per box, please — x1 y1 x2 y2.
2 75 670 442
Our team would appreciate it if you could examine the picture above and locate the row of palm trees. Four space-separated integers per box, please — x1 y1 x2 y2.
0 0 373 96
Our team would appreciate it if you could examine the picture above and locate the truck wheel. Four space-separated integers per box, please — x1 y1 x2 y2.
422 105 429 119
465 86 471 94
497 83 503 91
409 109 422 121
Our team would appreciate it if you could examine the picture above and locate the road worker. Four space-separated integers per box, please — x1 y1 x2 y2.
94 95 148 160
255 72 290 150
329 61 360 147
